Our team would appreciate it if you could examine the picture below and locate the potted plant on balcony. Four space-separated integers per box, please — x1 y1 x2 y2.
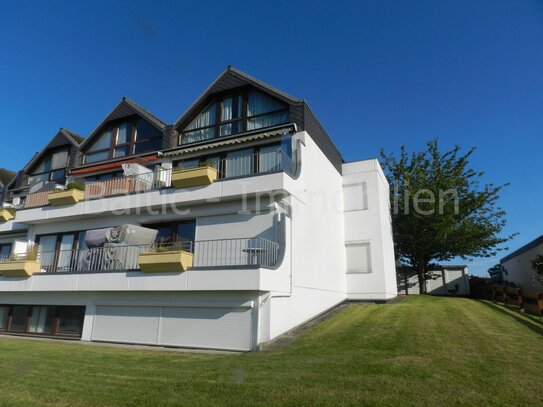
0 246 40 277
48 181 86 206
0 206 16 222
171 162 218 189
138 239 194 273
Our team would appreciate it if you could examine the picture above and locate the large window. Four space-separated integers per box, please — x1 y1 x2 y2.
0 305 85 337
175 141 291 178
37 231 87 273
84 118 163 164
28 149 69 186
146 220 196 248
180 90 289 145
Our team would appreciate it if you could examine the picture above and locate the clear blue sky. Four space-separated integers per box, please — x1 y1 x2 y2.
1 0 542 276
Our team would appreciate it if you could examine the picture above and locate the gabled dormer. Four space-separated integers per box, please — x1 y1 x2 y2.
77 98 166 166
172 66 343 173
8 128 83 196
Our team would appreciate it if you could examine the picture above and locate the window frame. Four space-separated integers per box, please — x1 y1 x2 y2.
180 90 289 145
144 220 197 245
27 148 70 186
84 118 162 165
173 142 285 179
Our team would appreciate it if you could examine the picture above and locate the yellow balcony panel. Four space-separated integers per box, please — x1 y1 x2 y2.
138 251 193 273
48 189 85 206
171 166 218 189
0 209 14 222
0 260 40 277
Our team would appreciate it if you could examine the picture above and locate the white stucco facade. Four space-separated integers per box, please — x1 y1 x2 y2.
0 128 397 350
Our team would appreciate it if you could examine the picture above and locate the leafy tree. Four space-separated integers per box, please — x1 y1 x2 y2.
380 140 515 294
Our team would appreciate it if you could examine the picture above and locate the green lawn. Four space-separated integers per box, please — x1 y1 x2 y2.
1 296 542 407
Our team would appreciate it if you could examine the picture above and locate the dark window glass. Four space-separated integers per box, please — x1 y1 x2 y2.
50 169 66 182
177 221 196 242
56 306 85 336
134 138 162 154
0 306 8 331
9 306 30 333
85 150 110 164
114 146 130 158
146 221 196 244
0 244 11 258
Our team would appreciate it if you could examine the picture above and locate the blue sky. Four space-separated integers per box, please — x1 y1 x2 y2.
1 0 542 276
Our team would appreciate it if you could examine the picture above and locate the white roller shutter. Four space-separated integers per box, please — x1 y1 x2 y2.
91 305 253 351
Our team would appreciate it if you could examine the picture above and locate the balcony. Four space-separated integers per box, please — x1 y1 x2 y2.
0 237 280 276
18 150 294 210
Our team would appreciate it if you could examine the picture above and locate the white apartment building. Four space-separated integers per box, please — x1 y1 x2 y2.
0 67 396 351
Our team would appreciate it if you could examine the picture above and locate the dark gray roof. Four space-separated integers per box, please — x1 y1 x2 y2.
79 98 166 151
22 129 82 173
173 66 344 173
61 128 85 145
501 235 543 263
0 168 16 186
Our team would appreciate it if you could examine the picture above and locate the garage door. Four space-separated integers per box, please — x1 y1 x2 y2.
91 305 253 351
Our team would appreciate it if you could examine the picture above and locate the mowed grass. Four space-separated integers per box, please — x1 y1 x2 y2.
1 296 542 407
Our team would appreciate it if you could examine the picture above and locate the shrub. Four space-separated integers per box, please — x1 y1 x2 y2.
66 181 86 191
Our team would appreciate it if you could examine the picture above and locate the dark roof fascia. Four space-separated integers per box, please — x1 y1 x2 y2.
0 169 16 186
501 235 543 263
172 66 303 131
78 98 166 152
302 102 344 163
18 129 82 176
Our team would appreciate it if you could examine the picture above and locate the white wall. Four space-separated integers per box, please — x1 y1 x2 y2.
267 131 347 338
501 242 543 290
342 160 397 300
397 267 470 296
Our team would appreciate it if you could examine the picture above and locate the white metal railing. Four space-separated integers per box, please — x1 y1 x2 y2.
177 150 293 180
0 237 280 274
17 150 294 208
193 237 279 268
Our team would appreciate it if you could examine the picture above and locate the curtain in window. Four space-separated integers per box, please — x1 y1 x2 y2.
51 151 68 169
247 91 288 131
225 149 253 178
89 131 112 152
247 92 284 116
183 104 217 143
258 145 282 173
186 104 216 130
221 97 233 121
248 111 289 131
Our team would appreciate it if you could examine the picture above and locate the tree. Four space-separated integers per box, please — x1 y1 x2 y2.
380 140 515 294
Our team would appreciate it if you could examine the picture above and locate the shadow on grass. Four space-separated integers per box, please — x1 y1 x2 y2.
479 300 543 337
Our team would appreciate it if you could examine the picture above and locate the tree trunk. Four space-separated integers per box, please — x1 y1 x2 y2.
417 263 427 295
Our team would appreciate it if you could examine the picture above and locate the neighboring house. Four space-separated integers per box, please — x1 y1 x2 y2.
500 235 543 290
397 265 470 296
0 168 16 205
0 67 397 351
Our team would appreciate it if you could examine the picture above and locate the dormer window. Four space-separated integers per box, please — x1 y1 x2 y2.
181 90 289 145
28 150 69 185
84 119 162 164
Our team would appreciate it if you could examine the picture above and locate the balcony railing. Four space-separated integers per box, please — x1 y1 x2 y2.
0 237 280 274
19 150 294 209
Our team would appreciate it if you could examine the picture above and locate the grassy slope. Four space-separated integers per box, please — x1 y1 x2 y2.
0 296 542 407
